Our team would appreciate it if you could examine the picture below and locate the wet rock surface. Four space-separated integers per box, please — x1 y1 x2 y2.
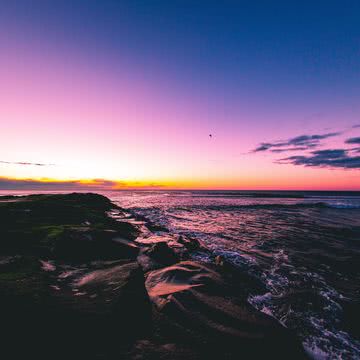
0 193 307 359
145 261 306 359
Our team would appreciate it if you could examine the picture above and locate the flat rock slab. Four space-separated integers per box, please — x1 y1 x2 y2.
136 234 184 246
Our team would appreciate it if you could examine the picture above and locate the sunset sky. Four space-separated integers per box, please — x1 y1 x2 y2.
1 1 359 190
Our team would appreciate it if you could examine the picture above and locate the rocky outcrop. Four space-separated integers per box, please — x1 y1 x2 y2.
137 241 179 272
52 227 140 261
128 339 203 360
0 193 307 359
145 261 307 359
0 193 146 359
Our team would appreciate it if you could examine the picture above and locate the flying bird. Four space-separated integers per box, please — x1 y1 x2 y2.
209 134 212 138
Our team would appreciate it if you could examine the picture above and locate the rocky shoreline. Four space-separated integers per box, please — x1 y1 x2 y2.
0 193 308 359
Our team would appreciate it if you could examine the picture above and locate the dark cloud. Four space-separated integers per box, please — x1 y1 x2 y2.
252 132 341 153
270 146 314 153
345 137 360 145
253 143 272 152
352 124 360 129
286 133 341 146
277 149 360 169
0 161 54 167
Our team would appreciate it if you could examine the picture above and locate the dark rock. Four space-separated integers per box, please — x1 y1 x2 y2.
52 227 139 262
178 235 201 251
0 194 147 359
1 259 152 359
73 261 151 320
0 192 139 255
145 241 179 265
215 255 267 296
136 234 193 261
147 223 170 232
137 241 180 273
340 298 360 340
137 252 162 273
145 261 307 359
128 339 202 360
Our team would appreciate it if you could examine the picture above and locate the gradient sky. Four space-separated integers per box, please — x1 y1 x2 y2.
0 0 359 190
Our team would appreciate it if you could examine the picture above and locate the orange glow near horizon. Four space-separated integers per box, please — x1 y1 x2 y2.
0 171 359 191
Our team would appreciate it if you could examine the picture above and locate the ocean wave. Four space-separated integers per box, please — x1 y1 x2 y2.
168 191 360 199
189 193 305 199
326 203 360 209
173 202 360 211
110 190 360 359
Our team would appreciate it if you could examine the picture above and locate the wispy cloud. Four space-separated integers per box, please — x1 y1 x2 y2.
345 137 360 145
270 146 315 153
277 149 360 169
352 124 360 129
0 160 55 167
252 132 341 153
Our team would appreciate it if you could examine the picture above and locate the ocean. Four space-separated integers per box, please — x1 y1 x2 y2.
1 189 359 359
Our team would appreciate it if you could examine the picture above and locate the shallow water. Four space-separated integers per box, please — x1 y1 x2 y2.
1 189 360 358
106 190 360 359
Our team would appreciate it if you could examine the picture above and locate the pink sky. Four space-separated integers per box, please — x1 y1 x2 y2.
0 27 359 190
